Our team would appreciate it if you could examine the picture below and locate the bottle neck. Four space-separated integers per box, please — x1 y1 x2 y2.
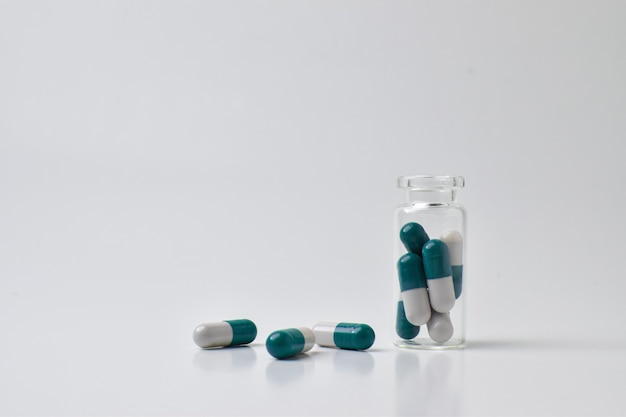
405 188 457 204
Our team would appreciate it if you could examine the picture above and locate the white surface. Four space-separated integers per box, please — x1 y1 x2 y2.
1 0 626 415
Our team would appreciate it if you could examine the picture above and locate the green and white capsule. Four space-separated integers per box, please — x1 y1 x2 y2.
397 253 431 326
193 319 257 348
266 327 315 359
422 239 456 313
396 299 420 340
427 310 453 343
399 222 430 255
312 322 375 350
440 230 463 299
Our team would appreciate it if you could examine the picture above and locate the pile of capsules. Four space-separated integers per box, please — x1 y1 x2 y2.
192 320 375 359
396 222 463 343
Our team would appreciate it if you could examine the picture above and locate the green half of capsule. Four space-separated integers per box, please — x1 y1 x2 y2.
397 252 427 291
313 322 375 350
396 300 420 340
452 265 463 298
224 319 257 345
422 239 453 279
266 327 314 359
440 230 464 299
399 222 430 255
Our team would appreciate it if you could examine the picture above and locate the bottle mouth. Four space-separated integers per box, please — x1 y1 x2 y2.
397 175 465 190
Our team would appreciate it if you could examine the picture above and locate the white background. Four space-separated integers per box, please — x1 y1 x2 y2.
1 1 625 415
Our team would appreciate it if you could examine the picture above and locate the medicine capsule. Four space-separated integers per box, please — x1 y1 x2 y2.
396 299 420 339
427 310 453 343
192 319 257 348
422 239 456 313
312 322 375 350
399 222 430 255
397 253 431 325
266 327 315 359
440 230 463 299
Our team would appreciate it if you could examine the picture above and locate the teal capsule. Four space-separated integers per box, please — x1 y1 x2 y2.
397 253 431 325
422 239 455 313
422 239 453 280
397 253 428 291
399 222 430 255
440 230 463 299
452 265 463 298
192 319 257 348
266 327 315 359
396 300 420 339
227 319 258 345
313 322 375 350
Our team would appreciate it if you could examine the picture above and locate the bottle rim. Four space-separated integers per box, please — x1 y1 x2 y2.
397 175 465 189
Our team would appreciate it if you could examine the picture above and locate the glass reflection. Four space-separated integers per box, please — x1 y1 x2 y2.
394 351 465 416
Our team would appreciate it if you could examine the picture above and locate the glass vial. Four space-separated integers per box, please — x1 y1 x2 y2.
393 175 466 349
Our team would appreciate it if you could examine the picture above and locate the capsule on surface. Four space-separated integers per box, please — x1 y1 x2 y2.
422 239 456 313
396 300 420 340
312 322 375 350
397 253 431 325
440 230 463 299
427 311 454 343
266 327 315 359
399 222 430 255
193 319 257 348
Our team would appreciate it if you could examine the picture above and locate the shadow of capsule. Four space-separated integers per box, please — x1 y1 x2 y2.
332 349 375 375
265 353 316 386
192 345 257 373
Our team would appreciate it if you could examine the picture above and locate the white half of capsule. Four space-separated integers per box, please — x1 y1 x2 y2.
427 311 453 343
297 326 316 353
193 322 233 348
440 230 463 266
427 277 455 313
401 287 431 326
312 322 337 347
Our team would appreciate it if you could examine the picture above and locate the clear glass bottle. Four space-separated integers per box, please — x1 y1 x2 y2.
393 175 466 349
